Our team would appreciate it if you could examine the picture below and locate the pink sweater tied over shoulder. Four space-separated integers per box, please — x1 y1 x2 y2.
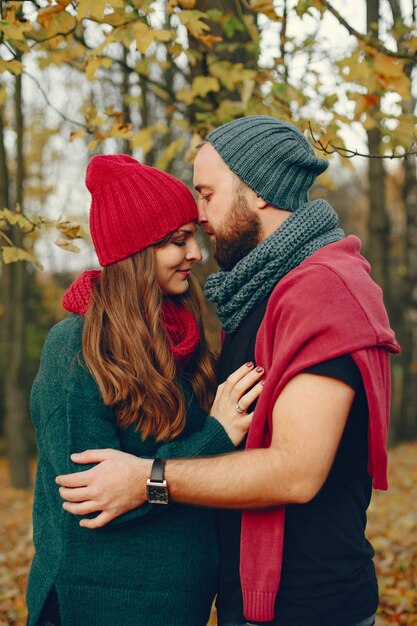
240 236 400 622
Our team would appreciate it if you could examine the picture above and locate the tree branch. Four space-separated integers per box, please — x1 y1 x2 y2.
30 22 78 48
308 123 417 160
317 0 417 61
22 70 87 129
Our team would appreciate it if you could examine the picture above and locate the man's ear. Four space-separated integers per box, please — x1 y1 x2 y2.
256 195 268 209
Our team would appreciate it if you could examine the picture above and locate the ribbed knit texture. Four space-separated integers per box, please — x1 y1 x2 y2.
62 269 101 316
204 199 344 333
206 115 328 211
62 270 200 367
87 154 198 266
27 315 236 626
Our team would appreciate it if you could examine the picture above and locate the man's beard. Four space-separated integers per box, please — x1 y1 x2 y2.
213 193 263 271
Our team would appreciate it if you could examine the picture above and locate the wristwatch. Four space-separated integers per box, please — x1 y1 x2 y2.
146 458 169 504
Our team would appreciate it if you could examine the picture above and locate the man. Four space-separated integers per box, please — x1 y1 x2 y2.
57 116 399 626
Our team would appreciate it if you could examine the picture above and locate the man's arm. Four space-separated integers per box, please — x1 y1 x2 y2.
57 372 355 527
166 372 354 508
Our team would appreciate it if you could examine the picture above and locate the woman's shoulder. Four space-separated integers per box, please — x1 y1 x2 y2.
47 313 84 340
41 315 83 359
40 315 100 397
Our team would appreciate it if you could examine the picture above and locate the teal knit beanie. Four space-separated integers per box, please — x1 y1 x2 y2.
206 115 328 212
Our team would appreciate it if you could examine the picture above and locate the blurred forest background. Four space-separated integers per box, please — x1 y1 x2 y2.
0 0 417 624
1 0 417 489
0 0 417 487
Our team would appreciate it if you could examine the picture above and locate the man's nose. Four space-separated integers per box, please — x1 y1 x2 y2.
197 202 207 225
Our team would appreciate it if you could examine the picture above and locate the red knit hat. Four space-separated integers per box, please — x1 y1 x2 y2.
87 154 198 266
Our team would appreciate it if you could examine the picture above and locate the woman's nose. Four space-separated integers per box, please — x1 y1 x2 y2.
186 240 202 263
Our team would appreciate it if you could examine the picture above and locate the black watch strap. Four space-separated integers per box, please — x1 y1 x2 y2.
150 458 165 482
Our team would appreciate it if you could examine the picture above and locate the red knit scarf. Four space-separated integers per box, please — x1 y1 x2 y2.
62 270 200 367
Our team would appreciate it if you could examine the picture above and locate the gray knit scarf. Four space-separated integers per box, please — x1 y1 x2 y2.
204 199 345 333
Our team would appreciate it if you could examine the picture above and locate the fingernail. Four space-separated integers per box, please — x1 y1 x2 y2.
246 361 254 367
71 453 79 458
260 380 265 386
256 366 264 373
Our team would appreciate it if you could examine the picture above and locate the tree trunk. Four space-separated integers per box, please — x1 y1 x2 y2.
0 86 11 441
397 61 417 441
121 46 133 157
190 0 259 123
2 71 31 488
397 150 417 441
385 0 417 442
366 0 391 302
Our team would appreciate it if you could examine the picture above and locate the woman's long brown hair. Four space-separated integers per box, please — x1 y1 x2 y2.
82 247 217 441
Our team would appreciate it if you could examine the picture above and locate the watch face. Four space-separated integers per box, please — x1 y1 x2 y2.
146 481 169 505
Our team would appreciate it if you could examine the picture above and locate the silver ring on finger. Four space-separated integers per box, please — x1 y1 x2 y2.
235 403 246 415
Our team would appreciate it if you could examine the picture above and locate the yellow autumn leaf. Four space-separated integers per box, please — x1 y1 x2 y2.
0 16 32 40
177 76 220 105
179 10 210 37
338 51 372 84
388 116 417 147
36 0 72 22
242 14 260 45
154 29 174 43
197 34 223 48
133 22 154 54
373 54 411 98
148 83 171 102
85 56 112 80
0 208 32 231
214 99 244 123
0 59 23 75
172 118 190 132
186 132 205 161
155 137 185 171
374 53 405 79
70 130 85 141
1 246 43 269
249 0 284 21
131 124 168 153
54 239 81 253
57 222 81 239
167 0 196 8
0 87 7 106
89 33 117 57
87 139 100 151
110 122 132 139
349 92 381 120
131 129 154 153
362 115 377 131
241 78 256 109
209 60 256 91
87 113 108 127
77 0 121 20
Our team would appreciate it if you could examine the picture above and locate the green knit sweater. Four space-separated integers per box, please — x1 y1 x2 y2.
27 315 235 626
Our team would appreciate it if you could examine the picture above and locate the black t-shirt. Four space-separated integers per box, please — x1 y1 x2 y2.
216 299 378 626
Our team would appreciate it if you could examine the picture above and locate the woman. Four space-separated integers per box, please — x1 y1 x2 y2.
26 155 263 626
